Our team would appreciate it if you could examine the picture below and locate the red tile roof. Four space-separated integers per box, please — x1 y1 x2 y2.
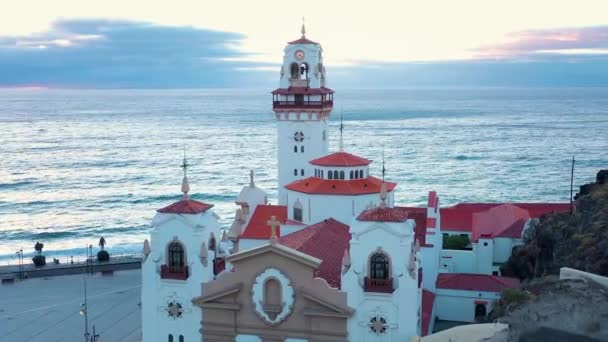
396 204 431 246
422 290 436 336
271 87 334 95
309 151 371 167
441 202 570 233
285 176 396 195
472 204 530 241
157 198 214 214
288 37 318 45
279 218 350 288
357 206 409 223
240 205 287 239
494 219 527 238
436 273 520 292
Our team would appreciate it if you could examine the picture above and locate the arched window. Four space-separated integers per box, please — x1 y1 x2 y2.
294 169 298 176
179 336 184 342
300 63 309 80
294 146 297 153
350 170 354 179
208 233 216 253
328 171 333 180
370 253 389 280
263 278 281 308
340 171 345 179
300 145 304 153
290 62 299 79
168 334 173 342
168 242 185 273
300 169 304 176
333 170 339 179
293 200 303 222
360 169 364 178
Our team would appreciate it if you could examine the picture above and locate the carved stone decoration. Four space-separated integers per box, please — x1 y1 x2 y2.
360 308 397 336
166 300 184 319
200 242 208 266
250 267 295 325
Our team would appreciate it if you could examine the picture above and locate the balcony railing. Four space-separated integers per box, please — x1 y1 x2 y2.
273 100 333 110
364 277 394 293
160 264 189 280
289 78 309 87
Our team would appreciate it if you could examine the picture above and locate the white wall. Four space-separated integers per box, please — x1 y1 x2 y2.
236 335 262 342
286 190 395 225
440 250 476 274
434 289 499 323
493 238 521 264
277 118 330 205
343 218 420 341
142 210 222 342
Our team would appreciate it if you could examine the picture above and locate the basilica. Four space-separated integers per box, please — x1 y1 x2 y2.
141 25 569 342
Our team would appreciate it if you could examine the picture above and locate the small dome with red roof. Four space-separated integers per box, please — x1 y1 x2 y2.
309 151 371 167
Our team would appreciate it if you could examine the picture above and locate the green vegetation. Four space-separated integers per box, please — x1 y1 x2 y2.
500 288 530 307
442 234 471 250
501 170 608 280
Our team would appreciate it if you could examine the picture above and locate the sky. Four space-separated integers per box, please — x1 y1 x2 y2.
1 0 608 88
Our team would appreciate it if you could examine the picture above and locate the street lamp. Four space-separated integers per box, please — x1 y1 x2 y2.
15 249 23 280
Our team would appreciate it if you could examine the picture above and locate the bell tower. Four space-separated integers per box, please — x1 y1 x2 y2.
272 23 334 205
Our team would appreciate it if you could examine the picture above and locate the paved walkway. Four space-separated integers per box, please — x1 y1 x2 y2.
0 270 142 342
0 256 141 279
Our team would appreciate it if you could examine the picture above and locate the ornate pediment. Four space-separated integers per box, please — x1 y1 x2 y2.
192 283 243 311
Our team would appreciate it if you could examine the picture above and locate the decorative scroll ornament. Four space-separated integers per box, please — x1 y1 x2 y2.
200 242 208 266
142 239 151 262
251 268 295 325
341 248 351 275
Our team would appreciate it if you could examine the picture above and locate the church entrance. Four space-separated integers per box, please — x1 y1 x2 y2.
474 303 487 319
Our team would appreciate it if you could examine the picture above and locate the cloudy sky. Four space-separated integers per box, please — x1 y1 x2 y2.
1 0 608 88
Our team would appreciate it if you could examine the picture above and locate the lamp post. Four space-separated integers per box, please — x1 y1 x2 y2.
80 272 89 341
15 249 23 280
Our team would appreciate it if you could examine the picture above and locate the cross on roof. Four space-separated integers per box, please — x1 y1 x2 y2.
267 215 281 242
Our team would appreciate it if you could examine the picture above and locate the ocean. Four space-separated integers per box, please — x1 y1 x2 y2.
1 87 607 263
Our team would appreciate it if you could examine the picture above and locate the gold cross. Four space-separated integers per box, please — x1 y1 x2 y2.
266 215 281 240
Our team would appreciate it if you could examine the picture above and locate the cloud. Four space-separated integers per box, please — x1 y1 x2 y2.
474 26 608 59
0 19 276 88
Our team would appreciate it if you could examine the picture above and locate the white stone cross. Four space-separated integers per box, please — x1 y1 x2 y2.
267 215 281 242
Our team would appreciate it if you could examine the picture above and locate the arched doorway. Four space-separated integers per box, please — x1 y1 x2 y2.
475 303 487 319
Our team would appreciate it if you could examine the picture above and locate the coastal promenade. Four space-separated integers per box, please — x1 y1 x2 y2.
0 255 141 281
0 269 142 341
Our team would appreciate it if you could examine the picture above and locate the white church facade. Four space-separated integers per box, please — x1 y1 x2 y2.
141 25 570 341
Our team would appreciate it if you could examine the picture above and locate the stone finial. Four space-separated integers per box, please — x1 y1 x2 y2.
221 230 228 242
301 17 306 37
180 148 190 199
249 170 255 187
341 249 351 275
142 239 151 261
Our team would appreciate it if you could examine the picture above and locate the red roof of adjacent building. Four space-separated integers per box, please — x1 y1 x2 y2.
421 290 436 336
280 218 350 289
309 151 371 167
157 198 214 215
285 176 396 195
357 206 409 223
436 273 520 292
271 87 334 95
472 204 530 241
441 202 570 233
240 205 287 239
288 36 318 45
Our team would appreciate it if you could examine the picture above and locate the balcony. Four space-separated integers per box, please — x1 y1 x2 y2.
290 78 309 87
273 100 334 110
364 277 394 293
160 265 189 280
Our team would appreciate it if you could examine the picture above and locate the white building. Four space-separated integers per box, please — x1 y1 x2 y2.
141 26 569 341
